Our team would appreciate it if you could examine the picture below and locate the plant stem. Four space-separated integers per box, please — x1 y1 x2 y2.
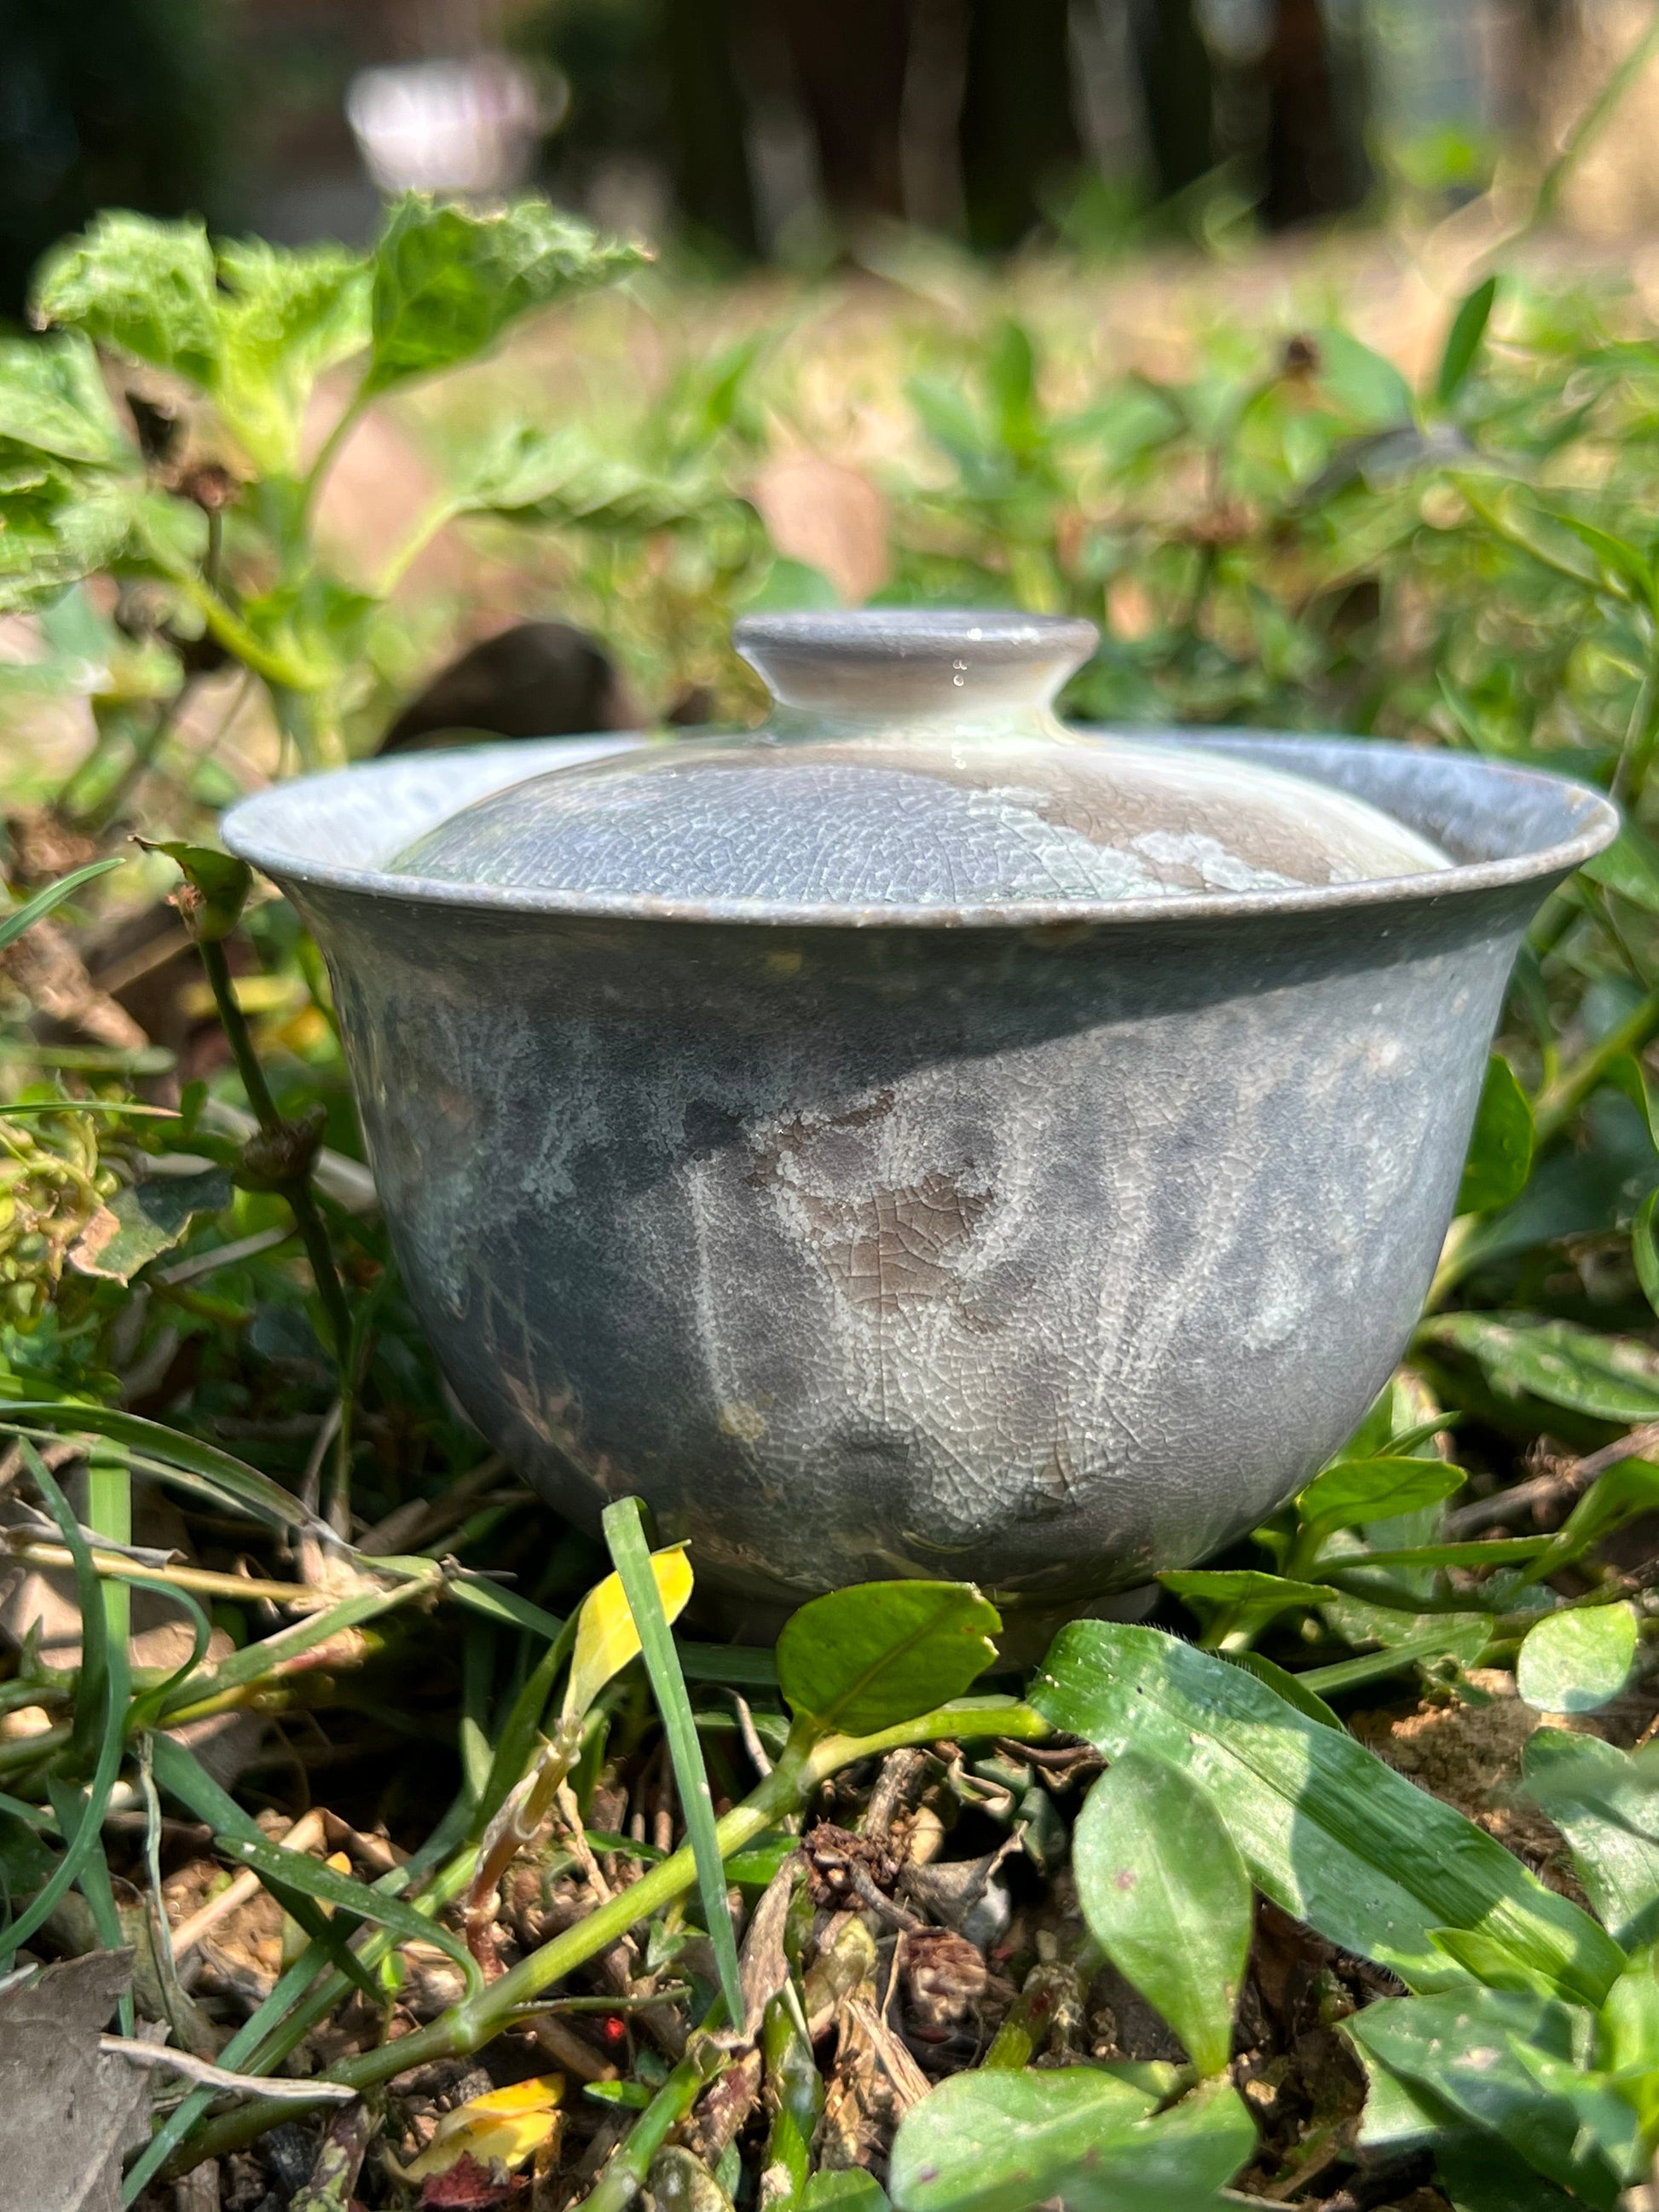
196 937 354 1366
84 680 196 833
298 390 370 523
577 2038 725 2211
172 575 310 691
1534 987 1659 1145
1529 12 1659 238
159 1697 1051 2174
373 496 461 598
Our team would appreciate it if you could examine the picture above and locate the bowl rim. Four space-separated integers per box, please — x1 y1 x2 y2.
221 728 1621 931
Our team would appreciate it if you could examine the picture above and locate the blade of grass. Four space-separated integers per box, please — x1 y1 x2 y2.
150 1735 384 2005
1 1406 322 1533
49 1774 132 2034
0 857 122 952
124 1785 479 2201
216 1831 483 1996
602 1498 743 2024
156 1574 436 1723
0 1445 128 1967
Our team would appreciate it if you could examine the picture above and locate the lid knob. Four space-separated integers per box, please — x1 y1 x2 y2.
733 609 1099 719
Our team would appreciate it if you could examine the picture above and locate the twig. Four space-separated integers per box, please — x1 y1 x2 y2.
731 1693 772 1780
1442 1421 1659 1537
158 1225 295 1286
194 933 353 1365
100 2034 358 2102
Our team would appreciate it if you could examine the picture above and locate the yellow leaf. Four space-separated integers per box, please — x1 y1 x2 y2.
389 2073 564 2183
562 1544 693 1722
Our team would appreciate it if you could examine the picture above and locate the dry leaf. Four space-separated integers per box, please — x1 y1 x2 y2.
0 1949 153 2212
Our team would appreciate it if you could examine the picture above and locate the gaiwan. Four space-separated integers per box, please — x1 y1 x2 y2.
223 610 1616 1629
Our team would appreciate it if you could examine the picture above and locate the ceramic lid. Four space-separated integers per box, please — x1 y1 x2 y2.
392 611 1449 910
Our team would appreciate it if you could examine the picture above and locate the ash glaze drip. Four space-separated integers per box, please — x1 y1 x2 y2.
392 611 1450 909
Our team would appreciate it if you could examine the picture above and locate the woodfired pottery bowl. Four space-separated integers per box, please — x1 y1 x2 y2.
223 613 1618 1626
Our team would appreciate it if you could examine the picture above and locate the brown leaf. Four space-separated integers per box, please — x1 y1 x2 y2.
0 1949 153 2212
418 2151 523 2207
902 1928 987 2030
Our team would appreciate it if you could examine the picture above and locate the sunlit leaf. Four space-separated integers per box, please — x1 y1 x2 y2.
1033 1622 1622 2005
1298 1457 1465 1539
1517 1603 1638 1715
777 1581 999 1740
135 839 252 941
1073 1751 1250 2075
1418 1313 1659 1424
32 211 221 385
888 2070 1253 2212
388 2072 563 2184
599 1499 741 2024
1456 1054 1535 1215
362 194 646 396
0 333 133 467
1522 1730 1659 1948
562 1542 692 1722
67 1168 232 1285
0 858 122 955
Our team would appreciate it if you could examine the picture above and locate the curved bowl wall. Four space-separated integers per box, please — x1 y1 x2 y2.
224 735 1618 1610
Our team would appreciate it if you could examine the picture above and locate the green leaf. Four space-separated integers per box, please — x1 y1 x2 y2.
1436 2137 1584 2212
159 1579 431 1722
67 1167 233 1285
1032 1623 1624 2005
602 1499 743 2027
1159 1570 1337 1615
1221 1650 1343 1730
0 333 134 467
1073 1751 1250 2075
0 858 122 954
1456 1055 1535 1215
1603 1051 1659 1155
1348 1538 1554 1570
32 211 221 385
1517 1604 1639 1715
0 1447 127 1967
776 1582 999 1740
1298 1457 1465 1539
1316 326 1415 429
1436 276 1499 407
219 1828 483 1995
135 840 252 941
362 194 646 396
1582 824 1659 918
888 2071 1253 2212
1347 1990 1636 2207
1300 1613 1494 1695
1418 1313 1659 1424
801 2174 890 2210
1634 1187 1659 1318
212 239 369 476
1522 1730 1659 1948
1 1404 319 1533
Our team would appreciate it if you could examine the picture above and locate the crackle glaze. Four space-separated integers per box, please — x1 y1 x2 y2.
222 612 1619 1620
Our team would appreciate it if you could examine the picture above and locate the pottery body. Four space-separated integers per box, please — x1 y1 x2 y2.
225 710 1617 1616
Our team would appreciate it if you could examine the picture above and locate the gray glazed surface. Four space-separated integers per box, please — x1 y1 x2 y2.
223 621 1619 1617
